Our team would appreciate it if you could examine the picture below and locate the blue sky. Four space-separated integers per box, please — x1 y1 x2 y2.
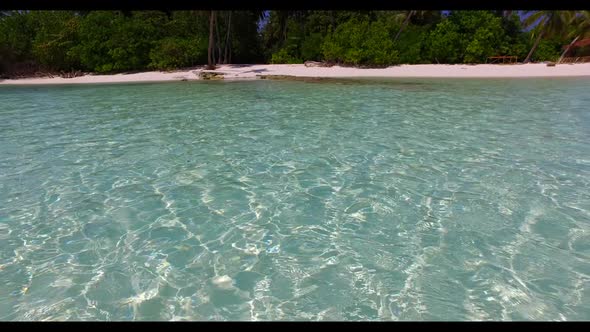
257 11 270 32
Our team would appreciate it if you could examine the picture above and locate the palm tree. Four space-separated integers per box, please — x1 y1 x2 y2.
558 11 590 63
276 11 291 46
393 10 416 42
523 11 575 63
260 11 292 52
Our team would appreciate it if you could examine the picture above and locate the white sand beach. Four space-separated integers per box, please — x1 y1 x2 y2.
2 63 590 85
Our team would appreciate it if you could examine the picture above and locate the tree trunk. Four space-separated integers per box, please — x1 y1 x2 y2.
300 11 305 35
280 11 289 45
215 12 222 65
330 11 335 28
207 10 216 69
558 35 580 64
224 12 232 64
524 30 544 63
282 21 288 44
393 10 415 43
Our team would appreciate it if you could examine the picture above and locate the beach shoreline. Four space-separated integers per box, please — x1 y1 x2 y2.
2 63 590 85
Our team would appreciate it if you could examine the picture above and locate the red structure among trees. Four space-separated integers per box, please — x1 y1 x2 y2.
560 38 590 63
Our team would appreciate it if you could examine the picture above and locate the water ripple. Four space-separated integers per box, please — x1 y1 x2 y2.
1 78 589 320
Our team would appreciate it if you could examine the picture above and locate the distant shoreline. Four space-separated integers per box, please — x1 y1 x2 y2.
2 63 590 85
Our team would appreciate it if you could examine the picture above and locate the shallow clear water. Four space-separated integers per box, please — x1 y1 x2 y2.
1 78 589 321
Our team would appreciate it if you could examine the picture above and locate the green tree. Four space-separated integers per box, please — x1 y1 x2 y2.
31 11 81 71
424 18 462 63
395 24 429 64
301 32 324 61
424 11 508 64
523 11 575 63
0 11 38 65
71 11 168 73
149 37 206 70
393 11 437 42
322 17 398 66
71 11 123 72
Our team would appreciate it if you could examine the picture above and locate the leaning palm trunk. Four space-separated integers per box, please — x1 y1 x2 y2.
207 10 216 69
394 10 415 42
524 30 545 63
558 35 580 63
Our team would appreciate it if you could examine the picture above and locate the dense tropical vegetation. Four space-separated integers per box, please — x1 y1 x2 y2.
1 10 589 77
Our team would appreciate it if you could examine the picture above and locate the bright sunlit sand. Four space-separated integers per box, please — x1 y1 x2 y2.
2 63 590 85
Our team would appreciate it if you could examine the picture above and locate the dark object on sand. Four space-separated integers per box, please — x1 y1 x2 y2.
304 61 334 68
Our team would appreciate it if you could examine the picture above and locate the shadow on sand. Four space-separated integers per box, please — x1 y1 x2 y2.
240 68 268 74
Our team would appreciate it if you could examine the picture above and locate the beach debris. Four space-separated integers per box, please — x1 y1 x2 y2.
546 62 556 67
60 70 84 78
199 71 224 80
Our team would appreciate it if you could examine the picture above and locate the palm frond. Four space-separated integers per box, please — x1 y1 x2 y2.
523 11 545 28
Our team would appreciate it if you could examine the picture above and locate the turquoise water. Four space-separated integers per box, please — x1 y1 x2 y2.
0 78 589 321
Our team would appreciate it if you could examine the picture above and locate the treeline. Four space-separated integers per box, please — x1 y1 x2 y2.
0 11 263 77
1 10 589 77
263 11 589 66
